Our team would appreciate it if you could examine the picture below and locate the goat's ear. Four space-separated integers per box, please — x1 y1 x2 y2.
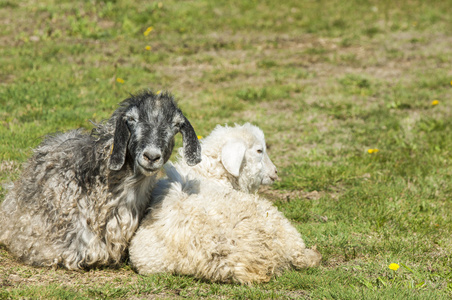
221 140 246 177
179 115 202 166
109 116 130 171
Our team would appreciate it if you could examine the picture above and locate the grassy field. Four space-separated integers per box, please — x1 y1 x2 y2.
1 0 452 298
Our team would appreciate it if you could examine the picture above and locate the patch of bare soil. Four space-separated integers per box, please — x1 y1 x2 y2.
0 247 139 290
259 185 324 203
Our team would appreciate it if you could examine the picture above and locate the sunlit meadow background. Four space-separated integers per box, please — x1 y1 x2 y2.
1 0 452 299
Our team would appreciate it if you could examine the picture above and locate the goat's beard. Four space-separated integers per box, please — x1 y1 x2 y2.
135 163 159 177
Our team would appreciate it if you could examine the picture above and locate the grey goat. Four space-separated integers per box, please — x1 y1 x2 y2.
0 90 201 270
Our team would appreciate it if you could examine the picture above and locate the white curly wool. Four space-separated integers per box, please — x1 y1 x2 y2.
129 123 321 284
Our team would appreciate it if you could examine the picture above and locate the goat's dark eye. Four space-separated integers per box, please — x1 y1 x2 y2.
125 117 137 130
172 123 181 132
126 116 137 123
257 149 263 154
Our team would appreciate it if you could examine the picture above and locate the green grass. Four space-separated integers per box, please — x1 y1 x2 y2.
1 0 452 299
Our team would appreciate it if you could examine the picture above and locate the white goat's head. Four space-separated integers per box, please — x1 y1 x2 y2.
109 91 201 176
202 123 278 193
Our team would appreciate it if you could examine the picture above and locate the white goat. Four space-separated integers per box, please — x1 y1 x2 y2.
129 123 321 284
0 90 201 270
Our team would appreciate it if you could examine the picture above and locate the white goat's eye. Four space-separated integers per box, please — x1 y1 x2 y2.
257 149 263 154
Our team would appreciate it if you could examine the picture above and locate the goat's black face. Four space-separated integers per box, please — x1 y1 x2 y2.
124 101 178 175
109 91 202 175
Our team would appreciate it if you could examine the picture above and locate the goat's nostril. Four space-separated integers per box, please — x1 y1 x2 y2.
143 152 162 163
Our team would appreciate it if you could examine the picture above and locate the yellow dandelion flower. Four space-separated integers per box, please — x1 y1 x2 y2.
158 2 163 8
156 90 162 95
145 45 152 51
197 135 203 140
368 149 379 154
450 80 452 86
431 100 439 106
116 78 125 84
143 26 153 36
389 263 400 271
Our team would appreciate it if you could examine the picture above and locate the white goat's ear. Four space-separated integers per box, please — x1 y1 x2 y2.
221 140 246 177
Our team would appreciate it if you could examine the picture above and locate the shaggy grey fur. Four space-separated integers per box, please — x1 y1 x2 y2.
0 90 201 270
